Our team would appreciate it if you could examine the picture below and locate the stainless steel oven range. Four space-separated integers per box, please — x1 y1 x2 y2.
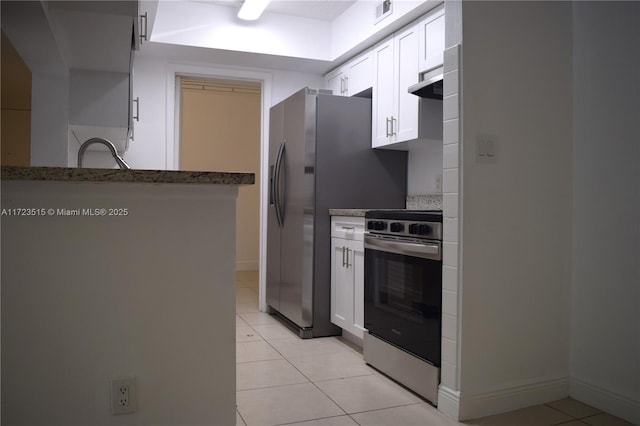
363 210 443 405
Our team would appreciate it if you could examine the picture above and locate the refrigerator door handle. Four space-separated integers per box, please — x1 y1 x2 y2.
269 164 276 206
279 142 286 224
274 141 285 227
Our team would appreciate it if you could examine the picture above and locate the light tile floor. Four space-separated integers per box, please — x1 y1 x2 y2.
235 271 633 426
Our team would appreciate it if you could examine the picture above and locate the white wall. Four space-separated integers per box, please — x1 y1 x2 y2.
1 180 238 425
407 142 443 195
124 55 324 170
570 2 640 424
31 73 70 167
457 2 573 419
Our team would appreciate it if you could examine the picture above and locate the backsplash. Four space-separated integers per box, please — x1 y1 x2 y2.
406 194 443 210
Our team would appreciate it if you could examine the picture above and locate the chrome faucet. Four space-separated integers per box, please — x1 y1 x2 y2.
77 138 130 170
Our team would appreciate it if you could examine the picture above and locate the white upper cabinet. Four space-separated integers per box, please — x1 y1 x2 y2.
372 23 420 148
394 24 420 143
346 52 374 96
325 49 373 97
372 37 395 147
326 68 347 96
418 5 445 73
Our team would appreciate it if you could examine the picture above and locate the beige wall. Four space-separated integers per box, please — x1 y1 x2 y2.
1 30 31 166
180 80 260 270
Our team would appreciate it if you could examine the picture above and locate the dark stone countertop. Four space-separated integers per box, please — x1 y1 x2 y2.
1 166 255 185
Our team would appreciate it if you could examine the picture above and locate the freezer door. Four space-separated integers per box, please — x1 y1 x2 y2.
278 89 316 329
266 101 284 311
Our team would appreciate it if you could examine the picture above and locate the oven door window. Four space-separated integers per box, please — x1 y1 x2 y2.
364 247 442 366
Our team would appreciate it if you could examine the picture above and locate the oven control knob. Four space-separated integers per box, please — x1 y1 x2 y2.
373 221 386 231
418 224 431 235
367 221 385 230
408 224 419 234
390 222 404 232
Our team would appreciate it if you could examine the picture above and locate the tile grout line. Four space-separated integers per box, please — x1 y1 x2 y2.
236 295 352 424
545 403 580 422
237 278 433 426
275 414 358 426
236 379 312 393
545 402 605 424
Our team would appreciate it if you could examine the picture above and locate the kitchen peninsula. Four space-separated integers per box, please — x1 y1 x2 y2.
1 166 254 426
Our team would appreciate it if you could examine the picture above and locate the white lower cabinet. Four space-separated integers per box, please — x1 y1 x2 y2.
330 216 366 340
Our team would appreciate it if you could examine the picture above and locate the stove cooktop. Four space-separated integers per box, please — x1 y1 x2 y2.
365 209 443 222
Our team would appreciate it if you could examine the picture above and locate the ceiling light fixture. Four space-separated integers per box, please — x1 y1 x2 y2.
237 0 270 21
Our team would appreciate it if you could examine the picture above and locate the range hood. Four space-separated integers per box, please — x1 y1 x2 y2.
408 67 443 99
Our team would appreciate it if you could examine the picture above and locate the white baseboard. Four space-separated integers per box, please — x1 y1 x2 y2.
458 376 569 420
570 377 640 425
236 261 258 271
438 385 461 420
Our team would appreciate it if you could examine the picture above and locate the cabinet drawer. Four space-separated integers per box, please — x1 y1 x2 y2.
331 216 365 240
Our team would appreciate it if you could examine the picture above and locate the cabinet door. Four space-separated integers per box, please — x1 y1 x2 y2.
350 240 366 337
394 23 420 143
372 37 395 148
326 67 346 96
331 238 352 329
419 7 445 72
347 50 373 96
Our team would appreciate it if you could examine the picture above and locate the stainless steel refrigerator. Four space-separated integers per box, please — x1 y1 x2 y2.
267 87 407 338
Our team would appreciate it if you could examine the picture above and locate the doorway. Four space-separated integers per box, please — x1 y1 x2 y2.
178 77 261 273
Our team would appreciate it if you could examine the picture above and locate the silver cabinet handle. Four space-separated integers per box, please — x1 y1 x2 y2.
385 117 391 137
341 246 346 267
344 76 348 95
391 116 397 135
140 13 148 44
346 247 352 268
341 226 354 230
133 97 140 122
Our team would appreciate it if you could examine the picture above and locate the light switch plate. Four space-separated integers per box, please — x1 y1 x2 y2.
476 134 497 163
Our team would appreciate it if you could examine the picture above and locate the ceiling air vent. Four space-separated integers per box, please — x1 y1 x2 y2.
375 0 392 24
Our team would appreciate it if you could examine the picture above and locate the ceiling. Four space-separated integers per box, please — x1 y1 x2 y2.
199 0 357 21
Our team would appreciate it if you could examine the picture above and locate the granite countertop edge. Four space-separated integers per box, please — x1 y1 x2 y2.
1 166 255 185
328 209 370 217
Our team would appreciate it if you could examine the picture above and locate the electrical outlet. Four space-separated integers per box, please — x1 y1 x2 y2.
111 377 137 415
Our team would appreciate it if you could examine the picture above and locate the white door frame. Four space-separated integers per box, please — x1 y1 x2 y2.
166 64 272 312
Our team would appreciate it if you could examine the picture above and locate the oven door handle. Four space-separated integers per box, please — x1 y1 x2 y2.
364 235 441 260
